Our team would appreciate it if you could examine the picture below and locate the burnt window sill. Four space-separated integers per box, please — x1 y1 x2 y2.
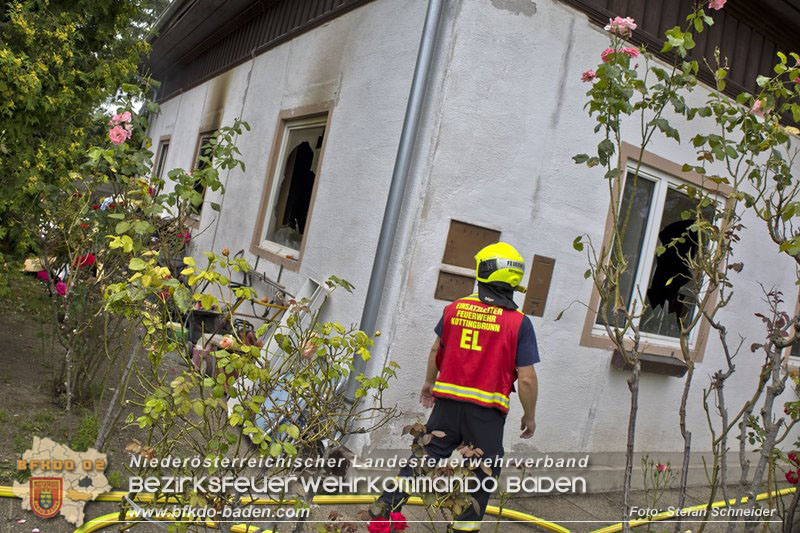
611 349 688 377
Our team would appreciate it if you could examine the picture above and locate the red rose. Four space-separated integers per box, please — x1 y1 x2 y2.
390 512 408 531
786 470 799 485
74 253 96 268
789 453 799 466
785 406 791 415
367 517 391 533
91 204 100 210
80 223 89 230
108 203 116 209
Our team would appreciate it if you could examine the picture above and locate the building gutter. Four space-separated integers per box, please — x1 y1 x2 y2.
344 0 445 402
147 0 188 41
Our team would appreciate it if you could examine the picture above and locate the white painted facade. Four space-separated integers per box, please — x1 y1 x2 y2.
147 0 800 487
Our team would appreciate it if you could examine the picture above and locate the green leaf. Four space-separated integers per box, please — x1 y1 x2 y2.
597 139 615 163
270 442 282 457
115 221 131 233
128 257 146 271
573 236 584 252
283 442 297 456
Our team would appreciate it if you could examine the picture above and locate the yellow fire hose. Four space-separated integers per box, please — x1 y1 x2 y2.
0 487 567 533
1 485 796 532
590 487 797 533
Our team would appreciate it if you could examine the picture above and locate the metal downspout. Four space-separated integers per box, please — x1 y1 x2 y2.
344 0 445 401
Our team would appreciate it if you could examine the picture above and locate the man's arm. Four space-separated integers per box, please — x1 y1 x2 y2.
517 365 537 438
419 337 441 408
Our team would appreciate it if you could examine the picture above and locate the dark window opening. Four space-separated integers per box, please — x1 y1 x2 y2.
597 171 716 339
265 122 325 252
192 132 216 217
154 141 170 181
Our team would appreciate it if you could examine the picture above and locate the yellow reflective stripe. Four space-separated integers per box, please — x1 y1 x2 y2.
433 382 509 408
452 520 481 531
434 382 510 406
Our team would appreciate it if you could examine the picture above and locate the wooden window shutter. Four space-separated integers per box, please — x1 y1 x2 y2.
522 255 555 317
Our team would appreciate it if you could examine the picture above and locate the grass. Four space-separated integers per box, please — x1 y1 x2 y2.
13 433 31 454
108 470 126 489
70 413 99 452
18 409 57 433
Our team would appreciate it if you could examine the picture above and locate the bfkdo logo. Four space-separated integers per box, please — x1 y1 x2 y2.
29 477 63 518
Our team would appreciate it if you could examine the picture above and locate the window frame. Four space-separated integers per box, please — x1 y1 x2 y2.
580 143 733 363
250 102 333 271
784 290 800 371
188 129 217 226
153 136 171 182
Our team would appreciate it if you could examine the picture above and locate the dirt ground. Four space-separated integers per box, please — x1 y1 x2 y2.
0 276 167 532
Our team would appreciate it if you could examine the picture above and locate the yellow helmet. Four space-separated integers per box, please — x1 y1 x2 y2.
475 242 525 288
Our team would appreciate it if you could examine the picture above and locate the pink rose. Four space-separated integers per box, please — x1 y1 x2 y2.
622 47 640 58
581 69 596 82
751 99 764 116
656 463 668 473
109 125 129 145
219 336 234 350
708 0 726 10
390 512 408 531
55 281 67 296
793 77 800 85
110 111 132 125
604 16 637 37
367 517 390 533
601 48 615 63
36 270 49 282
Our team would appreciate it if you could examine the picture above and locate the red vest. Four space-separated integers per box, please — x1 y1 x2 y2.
433 294 524 414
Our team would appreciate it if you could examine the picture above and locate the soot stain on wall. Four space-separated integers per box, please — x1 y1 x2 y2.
490 0 537 17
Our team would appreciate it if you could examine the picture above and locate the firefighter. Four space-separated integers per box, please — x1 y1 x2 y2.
374 242 539 532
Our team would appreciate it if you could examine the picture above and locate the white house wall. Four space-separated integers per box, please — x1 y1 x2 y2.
377 0 799 467
147 0 800 482
148 0 430 328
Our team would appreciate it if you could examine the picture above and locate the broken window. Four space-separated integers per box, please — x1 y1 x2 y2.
191 131 216 218
596 167 716 341
261 115 326 255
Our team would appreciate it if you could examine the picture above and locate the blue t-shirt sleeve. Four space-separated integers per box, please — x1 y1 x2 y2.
434 315 444 337
516 316 540 367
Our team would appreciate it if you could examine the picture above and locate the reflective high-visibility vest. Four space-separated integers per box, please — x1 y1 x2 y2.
433 294 523 414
